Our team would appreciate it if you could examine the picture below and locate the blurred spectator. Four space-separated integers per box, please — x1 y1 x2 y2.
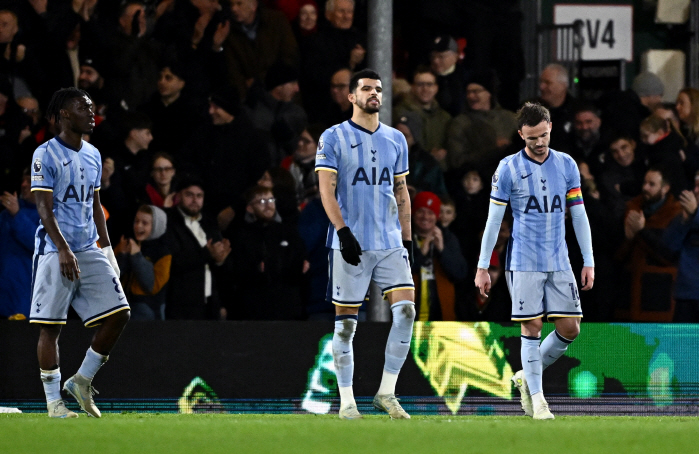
297 194 332 320
393 65 451 153
99 111 154 241
569 104 606 176
144 152 178 208
394 112 447 196
676 87 699 146
116 205 171 320
292 0 319 43
654 102 681 132
429 34 468 117
438 196 456 229
300 0 365 117
140 63 206 155
600 71 664 142
537 63 578 152
0 8 42 99
616 168 682 320
77 55 115 119
312 67 351 126
448 168 489 267
109 2 161 110
663 173 699 322
224 0 299 99
446 69 516 173
182 84 270 224
281 124 323 206
0 76 22 192
230 185 308 320
0 169 39 318
639 115 687 195
11 96 48 187
411 191 467 321
165 178 231 320
598 134 646 223
244 60 307 166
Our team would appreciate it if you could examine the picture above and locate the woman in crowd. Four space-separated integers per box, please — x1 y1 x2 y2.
116 205 172 320
144 152 178 208
676 88 699 146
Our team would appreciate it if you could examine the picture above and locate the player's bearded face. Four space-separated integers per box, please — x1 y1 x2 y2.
520 121 551 157
353 79 382 114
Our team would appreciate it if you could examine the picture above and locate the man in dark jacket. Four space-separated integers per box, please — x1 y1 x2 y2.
181 85 271 221
164 178 231 320
229 185 308 320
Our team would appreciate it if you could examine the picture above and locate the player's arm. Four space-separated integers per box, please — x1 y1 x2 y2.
569 203 595 290
34 190 80 281
93 190 121 276
318 169 362 265
474 201 507 297
394 176 411 240
318 170 346 231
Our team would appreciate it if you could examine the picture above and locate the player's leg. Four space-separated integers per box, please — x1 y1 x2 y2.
334 305 361 419
541 270 582 371
328 249 373 419
30 253 78 418
373 247 415 419
64 250 131 417
508 271 549 418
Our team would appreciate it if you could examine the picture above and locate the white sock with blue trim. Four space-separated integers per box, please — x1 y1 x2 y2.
40 368 62 403
378 301 415 395
332 315 357 407
77 347 108 382
521 335 543 395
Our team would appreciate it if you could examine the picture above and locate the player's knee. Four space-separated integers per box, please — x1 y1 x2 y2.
391 301 415 327
558 324 580 340
335 318 357 342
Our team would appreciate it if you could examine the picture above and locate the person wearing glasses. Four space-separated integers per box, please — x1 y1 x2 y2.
229 185 308 320
144 152 178 208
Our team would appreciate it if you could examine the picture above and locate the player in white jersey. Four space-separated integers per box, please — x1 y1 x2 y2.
475 103 594 420
316 69 415 420
30 88 130 418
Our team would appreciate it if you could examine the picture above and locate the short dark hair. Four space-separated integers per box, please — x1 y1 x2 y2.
151 151 175 169
574 103 601 118
176 175 205 193
349 69 382 94
647 166 671 187
45 87 91 124
411 65 436 84
244 185 273 205
122 111 152 136
516 102 551 130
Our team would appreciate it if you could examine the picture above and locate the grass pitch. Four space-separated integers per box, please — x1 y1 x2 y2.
2 413 698 454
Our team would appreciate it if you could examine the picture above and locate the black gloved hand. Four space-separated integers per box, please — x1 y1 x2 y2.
337 226 362 266
403 239 414 266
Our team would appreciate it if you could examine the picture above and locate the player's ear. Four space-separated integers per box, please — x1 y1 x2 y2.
517 129 523 140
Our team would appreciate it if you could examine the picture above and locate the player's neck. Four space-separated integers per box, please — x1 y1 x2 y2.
351 111 379 133
58 130 83 151
524 147 549 163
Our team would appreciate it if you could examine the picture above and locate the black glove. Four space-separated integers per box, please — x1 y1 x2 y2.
403 239 414 266
337 226 362 266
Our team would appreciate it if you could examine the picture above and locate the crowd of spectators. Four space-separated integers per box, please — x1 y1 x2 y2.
0 0 697 323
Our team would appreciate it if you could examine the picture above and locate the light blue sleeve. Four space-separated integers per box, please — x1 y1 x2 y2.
566 155 582 191
569 204 594 267
315 129 338 173
477 203 507 269
394 130 409 177
30 144 56 192
490 159 512 206
94 149 103 190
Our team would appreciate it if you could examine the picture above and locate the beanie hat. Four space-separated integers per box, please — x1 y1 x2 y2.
413 191 441 217
80 54 107 77
468 69 497 97
147 205 168 240
632 72 664 97
265 61 299 91
396 112 423 145
430 34 458 53
210 85 241 116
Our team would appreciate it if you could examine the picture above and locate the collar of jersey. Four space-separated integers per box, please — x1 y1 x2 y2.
348 119 380 135
521 148 550 166
54 135 82 152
